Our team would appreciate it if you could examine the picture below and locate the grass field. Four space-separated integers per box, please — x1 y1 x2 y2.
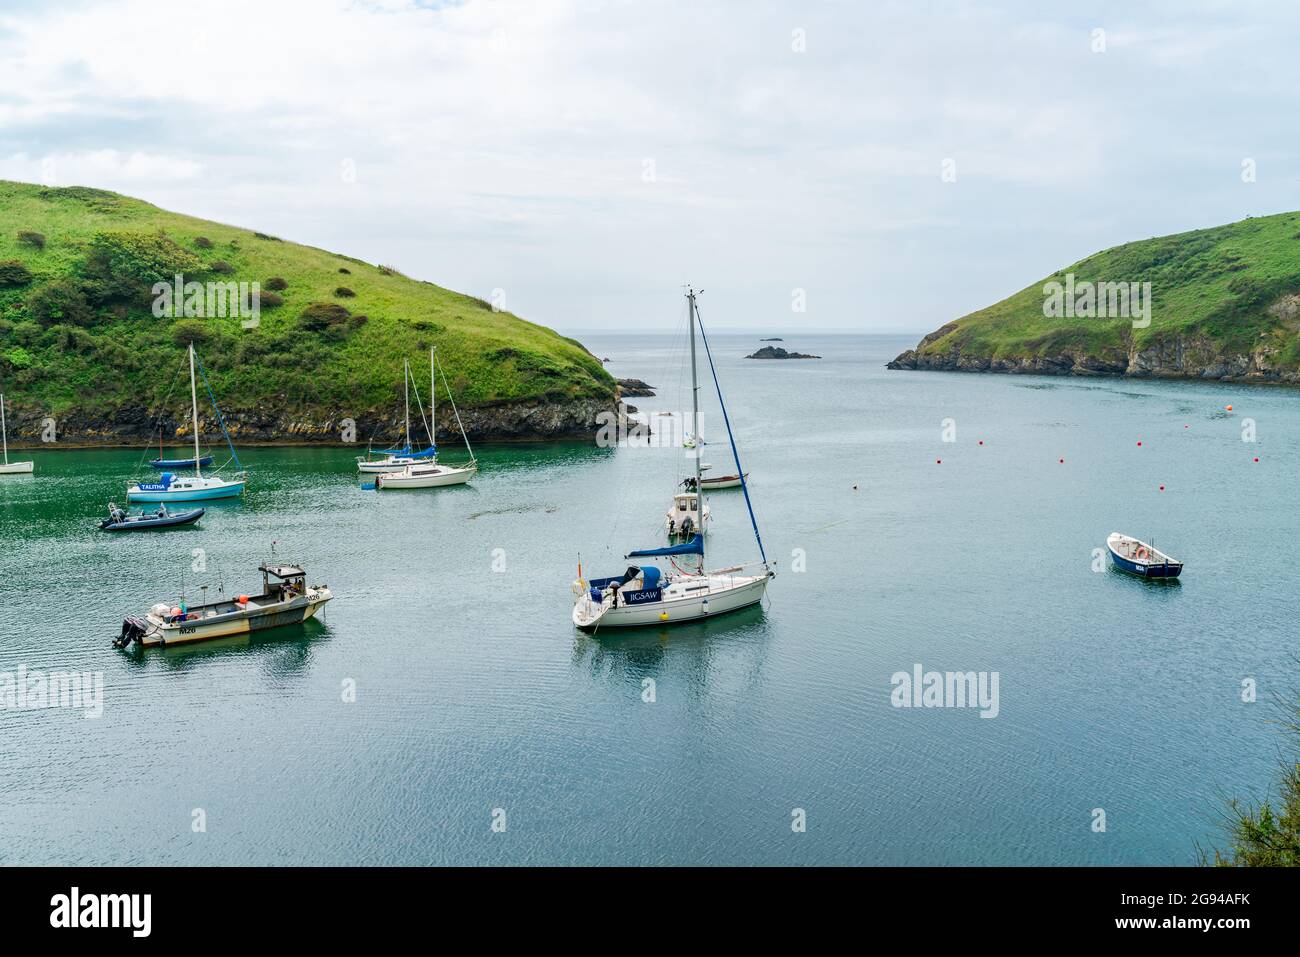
0 180 614 431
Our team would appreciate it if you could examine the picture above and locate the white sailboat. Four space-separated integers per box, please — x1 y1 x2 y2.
126 344 246 502
374 346 477 489
0 393 34 474
573 287 774 631
356 359 435 473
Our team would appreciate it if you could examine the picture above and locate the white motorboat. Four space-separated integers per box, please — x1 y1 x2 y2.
114 561 332 649
127 344 245 502
372 346 477 490
0 393 34 475
665 490 710 538
573 287 774 632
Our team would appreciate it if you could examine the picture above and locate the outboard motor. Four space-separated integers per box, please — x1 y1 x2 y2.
113 616 148 649
681 516 695 537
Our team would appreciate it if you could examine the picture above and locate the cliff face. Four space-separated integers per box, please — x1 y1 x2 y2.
888 332 1298 383
1 396 619 447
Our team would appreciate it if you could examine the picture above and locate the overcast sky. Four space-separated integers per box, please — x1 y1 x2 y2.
1 0 1297 334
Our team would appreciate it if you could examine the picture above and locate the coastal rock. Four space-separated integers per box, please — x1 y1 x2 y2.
746 346 820 359
616 378 656 397
2 397 619 447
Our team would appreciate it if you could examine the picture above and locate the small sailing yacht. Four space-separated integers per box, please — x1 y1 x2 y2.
375 346 477 490
0 393 34 474
127 344 246 502
356 359 436 473
573 288 773 631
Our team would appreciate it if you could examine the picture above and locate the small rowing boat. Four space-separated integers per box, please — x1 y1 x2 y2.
114 560 332 649
100 502 204 532
1106 532 1183 579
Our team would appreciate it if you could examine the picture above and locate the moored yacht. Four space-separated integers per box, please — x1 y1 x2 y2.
573 287 773 632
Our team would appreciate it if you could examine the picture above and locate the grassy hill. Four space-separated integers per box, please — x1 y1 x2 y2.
0 180 614 443
890 210 1300 381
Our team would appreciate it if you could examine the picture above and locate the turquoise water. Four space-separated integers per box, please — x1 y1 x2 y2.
0 333 1291 865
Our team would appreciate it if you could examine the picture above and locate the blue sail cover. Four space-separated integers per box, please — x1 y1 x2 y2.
377 445 437 458
626 535 704 558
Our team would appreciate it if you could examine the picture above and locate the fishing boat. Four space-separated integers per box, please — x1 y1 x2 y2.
127 344 245 503
374 346 476 489
573 287 774 631
665 489 710 538
1106 532 1183 579
100 502 204 532
113 560 332 649
0 393 34 475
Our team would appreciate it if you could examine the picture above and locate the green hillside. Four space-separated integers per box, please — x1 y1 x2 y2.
891 210 1300 379
0 180 614 441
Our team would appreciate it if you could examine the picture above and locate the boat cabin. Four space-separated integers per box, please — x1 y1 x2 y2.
259 563 308 601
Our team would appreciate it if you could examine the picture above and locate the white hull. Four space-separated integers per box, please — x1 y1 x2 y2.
700 473 745 490
376 462 476 488
573 569 771 630
0 461 34 474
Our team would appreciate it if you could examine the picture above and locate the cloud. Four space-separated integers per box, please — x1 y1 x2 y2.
0 0 1295 332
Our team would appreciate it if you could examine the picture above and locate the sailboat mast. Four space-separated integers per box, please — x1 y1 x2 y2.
1 393 8 466
189 344 202 479
430 346 436 450
404 359 411 451
688 288 704 560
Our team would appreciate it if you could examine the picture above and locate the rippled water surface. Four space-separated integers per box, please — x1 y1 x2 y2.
0 333 1292 865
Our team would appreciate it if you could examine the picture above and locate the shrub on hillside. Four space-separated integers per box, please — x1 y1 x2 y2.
3 346 34 369
26 280 94 327
338 267 350 274
334 286 355 298
86 231 198 283
170 319 212 347
265 276 288 290
0 260 33 287
194 236 213 249
378 265 402 276
253 232 281 241
299 302 351 332
17 230 45 250
258 291 284 308
210 260 235 274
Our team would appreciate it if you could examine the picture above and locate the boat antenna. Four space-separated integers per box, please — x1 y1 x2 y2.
687 287 704 566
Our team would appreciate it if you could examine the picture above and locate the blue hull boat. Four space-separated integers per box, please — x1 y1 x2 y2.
1106 532 1183 579
101 505 205 532
149 455 213 469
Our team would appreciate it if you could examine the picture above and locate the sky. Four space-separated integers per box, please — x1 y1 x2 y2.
1 0 1298 335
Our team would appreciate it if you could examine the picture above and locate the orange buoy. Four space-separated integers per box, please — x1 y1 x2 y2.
1226 404 1233 411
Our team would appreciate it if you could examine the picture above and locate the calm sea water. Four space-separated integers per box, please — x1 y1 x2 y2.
0 333 1292 865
